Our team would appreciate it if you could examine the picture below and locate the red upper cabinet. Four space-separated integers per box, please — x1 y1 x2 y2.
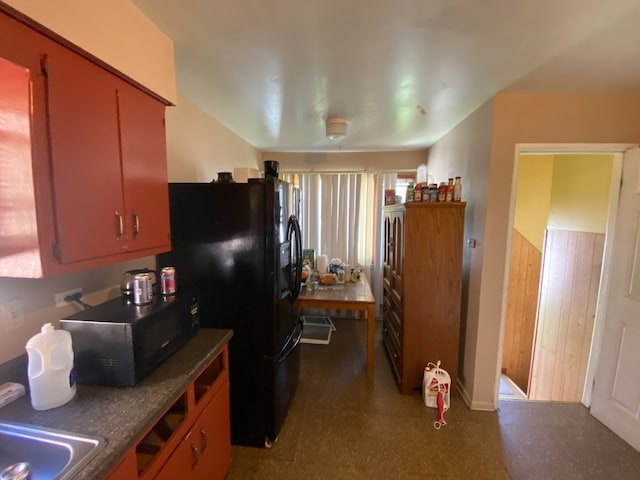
0 9 171 277
45 43 126 263
118 81 170 254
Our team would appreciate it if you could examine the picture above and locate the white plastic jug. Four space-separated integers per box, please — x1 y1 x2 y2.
422 361 451 410
26 323 77 411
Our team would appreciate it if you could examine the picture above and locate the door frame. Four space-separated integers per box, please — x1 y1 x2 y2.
500 143 635 406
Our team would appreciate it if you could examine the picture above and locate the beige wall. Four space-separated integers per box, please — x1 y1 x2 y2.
0 0 176 365
261 150 427 172
3 0 177 103
426 99 494 406
166 95 261 182
473 93 640 409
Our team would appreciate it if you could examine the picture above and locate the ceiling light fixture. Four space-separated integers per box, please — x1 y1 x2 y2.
326 117 348 140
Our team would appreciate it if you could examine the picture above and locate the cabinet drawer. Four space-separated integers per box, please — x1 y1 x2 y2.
383 264 391 280
382 320 401 384
391 288 402 312
382 294 391 314
392 271 403 297
383 276 391 293
386 310 402 345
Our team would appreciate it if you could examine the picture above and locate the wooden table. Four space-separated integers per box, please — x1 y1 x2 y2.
296 275 376 377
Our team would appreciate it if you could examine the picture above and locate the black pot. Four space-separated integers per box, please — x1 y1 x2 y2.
215 172 234 183
264 160 279 178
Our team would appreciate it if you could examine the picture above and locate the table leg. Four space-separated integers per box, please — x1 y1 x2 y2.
366 304 375 377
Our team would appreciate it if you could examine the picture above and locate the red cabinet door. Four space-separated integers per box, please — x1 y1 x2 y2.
153 429 197 480
154 382 231 480
194 381 232 480
118 82 170 253
0 14 59 277
45 43 126 263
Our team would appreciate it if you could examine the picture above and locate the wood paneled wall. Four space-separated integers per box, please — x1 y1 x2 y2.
529 229 604 402
503 229 542 392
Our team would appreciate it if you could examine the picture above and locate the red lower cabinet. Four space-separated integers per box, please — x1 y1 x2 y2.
155 381 231 480
104 345 231 480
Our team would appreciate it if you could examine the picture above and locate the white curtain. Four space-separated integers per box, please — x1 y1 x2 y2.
296 172 375 269
282 171 397 318
288 172 375 318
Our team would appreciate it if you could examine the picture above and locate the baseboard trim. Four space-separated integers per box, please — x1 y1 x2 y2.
457 378 496 411
457 378 472 408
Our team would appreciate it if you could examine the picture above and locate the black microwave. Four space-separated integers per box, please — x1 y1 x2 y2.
60 292 200 387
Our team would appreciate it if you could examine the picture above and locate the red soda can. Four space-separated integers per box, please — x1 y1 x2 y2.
160 267 177 296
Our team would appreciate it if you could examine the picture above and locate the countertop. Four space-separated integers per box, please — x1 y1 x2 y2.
0 328 233 480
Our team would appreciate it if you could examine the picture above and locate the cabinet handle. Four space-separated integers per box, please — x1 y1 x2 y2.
115 211 125 238
200 427 208 452
133 213 141 236
191 441 200 467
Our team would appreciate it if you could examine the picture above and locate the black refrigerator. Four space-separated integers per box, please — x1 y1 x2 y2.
158 178 303 447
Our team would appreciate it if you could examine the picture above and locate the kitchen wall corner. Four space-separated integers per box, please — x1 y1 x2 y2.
165 94 261 182
0 256 155 365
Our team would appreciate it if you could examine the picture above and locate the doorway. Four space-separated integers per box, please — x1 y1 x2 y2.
501 150 617 403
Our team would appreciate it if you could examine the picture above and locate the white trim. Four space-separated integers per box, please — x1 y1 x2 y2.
496 143 637 409
583 151 625 407
518 143 636 153
457 378 472 408
457 378 496 411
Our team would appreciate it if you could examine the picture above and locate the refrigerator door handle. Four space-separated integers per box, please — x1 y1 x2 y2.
272 319 303 364
287 215 303 302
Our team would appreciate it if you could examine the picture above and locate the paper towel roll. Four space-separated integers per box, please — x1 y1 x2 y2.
316 254 328 273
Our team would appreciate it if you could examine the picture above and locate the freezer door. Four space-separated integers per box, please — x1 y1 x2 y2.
267 319 302 445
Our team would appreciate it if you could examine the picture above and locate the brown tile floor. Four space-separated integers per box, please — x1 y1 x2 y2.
227 317 640 479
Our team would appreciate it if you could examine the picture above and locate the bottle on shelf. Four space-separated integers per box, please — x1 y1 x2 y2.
438 182 447 202
446 178 454 202
406 181 415 202
453 177 462 202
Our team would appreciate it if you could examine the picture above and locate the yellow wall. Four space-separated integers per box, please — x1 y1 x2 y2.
429 93 640 410
470 92 640 409
514 153 613 252
514 155 553 251
548 154 613 233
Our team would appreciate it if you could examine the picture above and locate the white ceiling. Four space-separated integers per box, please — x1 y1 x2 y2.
131 0 640 152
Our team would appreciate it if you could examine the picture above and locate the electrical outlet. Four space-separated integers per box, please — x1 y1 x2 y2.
1 299 24 332
54 288 83 307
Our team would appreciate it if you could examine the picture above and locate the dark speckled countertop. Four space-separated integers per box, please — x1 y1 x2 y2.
0 328 233 480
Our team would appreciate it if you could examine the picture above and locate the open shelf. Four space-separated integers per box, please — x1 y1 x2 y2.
135 392 188 475
194 353 225 406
